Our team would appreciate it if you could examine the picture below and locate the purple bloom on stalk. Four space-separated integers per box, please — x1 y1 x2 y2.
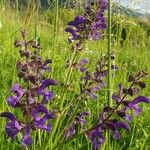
90 0 108 40
8 83 25 107
32 104 55 131
76 59 89 72
21 125 32 147
42 91 54 104
108 120 130 140
112 84 123 102
0 112 22 138
86 85 101 100
88 128 106 150
65 0 108 49
41 59 52 72
38 79 58 94
76 112 90 125
127 96 150 115
65 123 76 139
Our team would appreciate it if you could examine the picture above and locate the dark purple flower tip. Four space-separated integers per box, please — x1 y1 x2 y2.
8 83 25 107
38 79 58 94
125 114 133 122
129 96 150 105
32 104 55 131
91 31 101 40
35 121 52 132
127 96 150 115
88 128 105 150
68 21 80 31
65 123 76 139
77 59 89 72
41 59 52 72
85 91 97 100
111 120 130 131
76 112 90 125
32 104 49 119
21 125 32 147
65 27 79 39
112 84 123 102
101 0 108 11
0 112 16 120
74 16 87 23
114 130 121 140
79 59 89 65
42 91 54 104
1 112 23 138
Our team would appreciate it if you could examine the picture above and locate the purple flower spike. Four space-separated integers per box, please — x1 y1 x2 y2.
42 91 54 104
0 112 22 138
21 125 32 147
32 104 55 131
65 123 76 139
128 96 150 115
41 59 52 72
0 112 16 120
76 112 90 125
109 120 129 140
8 83 25 107
65 27 80 40
77 59 89 72
88 128 105 150
112 84 123 102
38 79 58 94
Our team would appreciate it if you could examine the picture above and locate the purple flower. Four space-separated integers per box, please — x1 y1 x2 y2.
65 0 108 48
76 59 89 72
32 104 55 131
8 83 25 107
41 59 52 72
42 91 54 104
112 84 123 102
86 85 101 100
65 123 76 139
21 125 32 147
38 79 58 94
76 112 90 125
90 0 108 40
0 112 23 138
108 120 130 140
88 128 106 150
127 96 150 115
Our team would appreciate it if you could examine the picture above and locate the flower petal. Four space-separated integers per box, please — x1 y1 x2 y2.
21 125 32 147
38 79 58 94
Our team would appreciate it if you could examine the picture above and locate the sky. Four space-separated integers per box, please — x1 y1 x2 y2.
118 0 150 13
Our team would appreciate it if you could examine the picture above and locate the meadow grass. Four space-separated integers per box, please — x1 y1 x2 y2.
0 2 150 150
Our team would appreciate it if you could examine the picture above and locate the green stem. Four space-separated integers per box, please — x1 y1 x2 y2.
107 0 112 149
108 0 112 107
49 49 78 149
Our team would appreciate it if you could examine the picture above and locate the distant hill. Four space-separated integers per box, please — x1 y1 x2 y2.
112 3 150 20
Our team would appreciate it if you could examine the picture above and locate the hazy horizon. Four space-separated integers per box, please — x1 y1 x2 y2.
119 0 150 13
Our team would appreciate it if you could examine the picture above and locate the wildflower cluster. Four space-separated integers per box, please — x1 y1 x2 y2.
0 30 58 146
1 0 150 149
64 53 118 139
65 0 108 49
86 71 150 149
75 53 118 100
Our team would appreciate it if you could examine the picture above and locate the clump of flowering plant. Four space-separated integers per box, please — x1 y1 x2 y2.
0 30 58 146
65 0 107 50
85 71 150 149
1 0 150 149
